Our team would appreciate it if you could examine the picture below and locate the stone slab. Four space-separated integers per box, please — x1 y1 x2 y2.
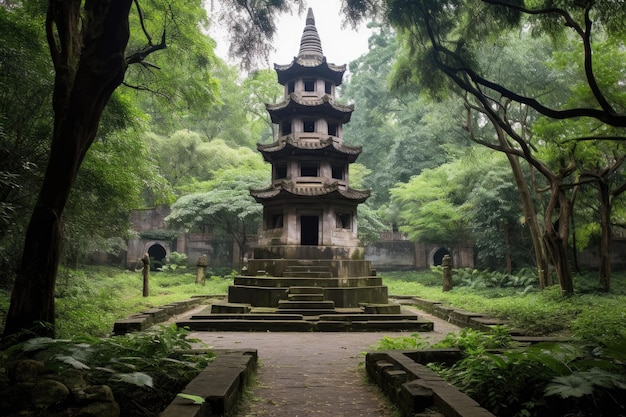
363 304 402 314
160 350 257 417
190 314 305 321
210 303 251 314
318 314 419 322
177 319 315 332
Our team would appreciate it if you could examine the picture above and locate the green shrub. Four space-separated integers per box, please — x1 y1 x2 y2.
433 327 514 353
371 333 430 351
432 340 626 417
1 325 214 416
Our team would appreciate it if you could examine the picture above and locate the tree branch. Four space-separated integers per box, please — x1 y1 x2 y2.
430 1 626 127
125 2 167 65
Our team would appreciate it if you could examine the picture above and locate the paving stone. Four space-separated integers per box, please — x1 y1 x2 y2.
186 306 459 417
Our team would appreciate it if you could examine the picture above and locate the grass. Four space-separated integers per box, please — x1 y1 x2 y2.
381 269 626 341
53 265 232 338
2 265 625 342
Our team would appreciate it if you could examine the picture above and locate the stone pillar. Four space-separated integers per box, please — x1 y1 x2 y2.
196 255 208 285
442 254 453 292
141 253 150 297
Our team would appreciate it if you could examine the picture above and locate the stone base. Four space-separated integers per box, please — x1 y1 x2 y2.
244 258 374 278
253 245 366 261
229 284 388 308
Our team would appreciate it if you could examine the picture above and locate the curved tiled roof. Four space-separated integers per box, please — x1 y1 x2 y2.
274 8 346 85
257 136 362 162
266 95 354 123
250 181 370 203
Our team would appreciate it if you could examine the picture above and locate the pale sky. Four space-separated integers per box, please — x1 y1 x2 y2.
209 0 373 69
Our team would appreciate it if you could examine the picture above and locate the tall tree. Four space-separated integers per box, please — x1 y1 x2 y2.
374 0 626 295
165 167 269 268
342 25 469 206
3 0 299 338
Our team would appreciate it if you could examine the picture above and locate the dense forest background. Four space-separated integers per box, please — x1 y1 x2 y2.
1 1 626 336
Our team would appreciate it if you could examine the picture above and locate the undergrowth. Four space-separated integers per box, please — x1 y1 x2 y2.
1 324 215 417
382 268 626 340
53 266 231 338
372 327 626 417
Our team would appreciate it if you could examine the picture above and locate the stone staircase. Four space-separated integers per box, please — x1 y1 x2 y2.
175 259 435 332
277 286 337 316
282 265 333 278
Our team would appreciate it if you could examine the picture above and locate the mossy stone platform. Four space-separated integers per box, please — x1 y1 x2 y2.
177 259 434 332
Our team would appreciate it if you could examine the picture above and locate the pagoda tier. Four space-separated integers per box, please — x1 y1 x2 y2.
266 95 353 124
257 136 362 163
275 60 346 86
250 180 370 203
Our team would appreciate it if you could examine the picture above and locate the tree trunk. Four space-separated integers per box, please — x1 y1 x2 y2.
503 153 549 288
598 180 611 292
543 183 575 296
3 0 132 338
503 223 512 274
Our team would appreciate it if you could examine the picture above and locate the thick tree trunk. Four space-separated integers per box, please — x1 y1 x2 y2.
598 181 611 292
3 0 132 338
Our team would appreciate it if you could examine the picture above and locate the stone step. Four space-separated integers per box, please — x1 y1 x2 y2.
288 286 324 294
318 314 419 322
190 314 304 321
176 319 433 332
233 276 384 287
284 265 332 273
283 265 333 278
362 304 402 314
316 320 434 332
288 294 325 301
210 303 251 314
177 319 315 332
278 300 335 310
283 271 333 278
277 309 338 316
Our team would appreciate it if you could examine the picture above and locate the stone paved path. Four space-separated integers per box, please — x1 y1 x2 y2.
189 307 459 417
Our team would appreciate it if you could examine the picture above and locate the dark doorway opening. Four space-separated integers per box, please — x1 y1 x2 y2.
433 247 450 266
148 243 167 270
301 216 319 246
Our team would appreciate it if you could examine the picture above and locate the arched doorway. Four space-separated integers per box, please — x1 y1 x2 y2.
148 243 167 270
433 247 450 266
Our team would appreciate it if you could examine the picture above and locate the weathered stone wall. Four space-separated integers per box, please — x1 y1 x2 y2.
366 241 475 270
185 233 235 269
129 205 170 231
366 241 416 269
576 238 626 271
123 207 626 272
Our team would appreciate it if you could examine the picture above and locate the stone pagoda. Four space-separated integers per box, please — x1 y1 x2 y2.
179 9 433 331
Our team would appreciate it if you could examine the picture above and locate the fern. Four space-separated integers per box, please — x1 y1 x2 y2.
113 372 154 388
53 354 90 370
545 368 626 398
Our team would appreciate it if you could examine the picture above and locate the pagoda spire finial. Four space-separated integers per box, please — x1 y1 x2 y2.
298 8 323 58
306 7 315 25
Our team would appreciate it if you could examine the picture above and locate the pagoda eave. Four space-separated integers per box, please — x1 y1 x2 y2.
257 137 362 162
275 59 346 86
250 185 370 204
266 97 353 123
